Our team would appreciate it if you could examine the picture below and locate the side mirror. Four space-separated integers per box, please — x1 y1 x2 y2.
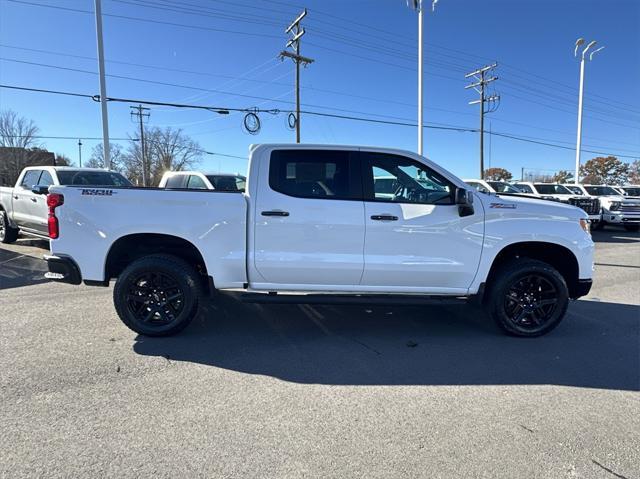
31 185 50 195
455 187 475 217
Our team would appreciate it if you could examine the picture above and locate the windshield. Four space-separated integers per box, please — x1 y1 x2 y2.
564 185 583 195
534 184 573 195
205 175 246 192
57 171 132 186
486 181 521 193
622 187 640 196
584 186 619 196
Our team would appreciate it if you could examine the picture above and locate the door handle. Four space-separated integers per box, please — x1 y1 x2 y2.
371 215 398 221
13 195 18 200
261 210 290 217
30 197 37 202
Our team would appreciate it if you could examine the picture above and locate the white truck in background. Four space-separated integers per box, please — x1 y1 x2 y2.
0 166 131 243
567 184 640 232
159 171 246 192
513 182 601 224
43 144 594 338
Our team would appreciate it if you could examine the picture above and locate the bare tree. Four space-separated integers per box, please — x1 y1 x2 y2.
122 127 201 186
86 142 125 171
0 109 39 148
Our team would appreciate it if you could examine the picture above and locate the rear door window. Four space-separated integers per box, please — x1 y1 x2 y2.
38 170 54 187
269 150 359 200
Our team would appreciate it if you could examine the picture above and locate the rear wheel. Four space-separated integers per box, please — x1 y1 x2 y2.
624 224 640 232
486 258 569 337
113 254 202 336
0 210 19 244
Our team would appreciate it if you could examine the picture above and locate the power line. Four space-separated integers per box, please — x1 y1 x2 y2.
1 83 638 159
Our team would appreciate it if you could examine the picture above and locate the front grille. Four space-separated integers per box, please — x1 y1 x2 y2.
569 197 600 215
621 203 640 214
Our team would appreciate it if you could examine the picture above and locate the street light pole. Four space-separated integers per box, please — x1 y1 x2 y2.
573 38 604 184
94 0 111 170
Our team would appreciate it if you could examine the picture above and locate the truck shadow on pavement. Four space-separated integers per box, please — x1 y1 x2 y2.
134 294 640 391
0 246 49 290
591 229 640 244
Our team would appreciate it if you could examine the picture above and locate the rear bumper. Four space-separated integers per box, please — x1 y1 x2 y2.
571 279 592 299
44 254 82 285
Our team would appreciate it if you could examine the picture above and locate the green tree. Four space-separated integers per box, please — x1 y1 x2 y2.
484 167 512 181
579 156 629 184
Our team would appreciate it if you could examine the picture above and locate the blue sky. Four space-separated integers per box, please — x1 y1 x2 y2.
0 0 638 178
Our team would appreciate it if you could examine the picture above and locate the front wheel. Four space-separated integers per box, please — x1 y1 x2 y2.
113 254 202 336
486 259 569 337
624 224 640 232
0 210 19 244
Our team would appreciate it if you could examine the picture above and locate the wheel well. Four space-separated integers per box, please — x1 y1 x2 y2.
485 242 580 300
105 233 211 291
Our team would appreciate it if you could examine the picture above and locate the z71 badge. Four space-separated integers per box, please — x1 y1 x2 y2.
81 189 116 196
490 202 516 209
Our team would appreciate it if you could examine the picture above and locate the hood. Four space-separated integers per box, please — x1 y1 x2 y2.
479 193 586 220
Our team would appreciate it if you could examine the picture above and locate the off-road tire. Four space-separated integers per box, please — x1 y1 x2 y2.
486 258 569 337
0 210 19 244
113 254 202 336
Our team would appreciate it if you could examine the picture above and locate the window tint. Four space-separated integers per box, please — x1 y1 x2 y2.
362 153 453 205
516 184 533 194
269 150 354 200
623 187 640 196
38 170 54 187
565 185 583 195
20 170 41 188
585 186 619 196
466 181 489 193
186 175 208 189
206 175 244 192
165 175 187 188
534 184 572 195
487 181 521 193
57 171 132 186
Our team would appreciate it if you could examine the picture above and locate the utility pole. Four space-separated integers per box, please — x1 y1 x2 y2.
573 38 604 184
465 63 499 179
130 105 150 186
407 0 439 156
94 0 110 169
78 139 82 167
280 9 314 143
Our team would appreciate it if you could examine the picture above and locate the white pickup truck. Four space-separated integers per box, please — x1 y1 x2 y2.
43 144 594 338
563 184 640 231
0 166 131 243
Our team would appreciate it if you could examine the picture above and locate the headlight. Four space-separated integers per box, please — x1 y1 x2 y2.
580 218 591 234
609 201 621 211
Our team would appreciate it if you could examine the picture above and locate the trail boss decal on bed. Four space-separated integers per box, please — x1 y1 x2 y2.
490 202 516 209
81 189 116 196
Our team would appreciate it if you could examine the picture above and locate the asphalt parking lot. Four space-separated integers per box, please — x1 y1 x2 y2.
1 230 639 478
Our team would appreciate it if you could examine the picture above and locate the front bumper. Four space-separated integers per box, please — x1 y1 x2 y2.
571 279 592 299
602 212 640 224
44 254 82 285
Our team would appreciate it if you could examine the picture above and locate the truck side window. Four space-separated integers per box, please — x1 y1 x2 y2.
20 170 42 189
517 184 534 194
269 150 354 200
361 153 454 205
186 175 207 190
165 175 187 189
38 171 54 187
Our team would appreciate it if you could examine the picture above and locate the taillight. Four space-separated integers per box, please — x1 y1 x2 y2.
46 193 64 239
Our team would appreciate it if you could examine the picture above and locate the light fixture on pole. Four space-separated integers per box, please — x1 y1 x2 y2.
573 38 604 184
406 0 439 157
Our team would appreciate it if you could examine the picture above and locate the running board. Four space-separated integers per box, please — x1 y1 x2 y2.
239 293 470 306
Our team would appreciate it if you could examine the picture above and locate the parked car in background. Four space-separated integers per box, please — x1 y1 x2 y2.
581 185 640 232
513 182 601 224
619 185 640 198
0 166 131 243
159 171 246 192
44 144 594 338
463 179 526 195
